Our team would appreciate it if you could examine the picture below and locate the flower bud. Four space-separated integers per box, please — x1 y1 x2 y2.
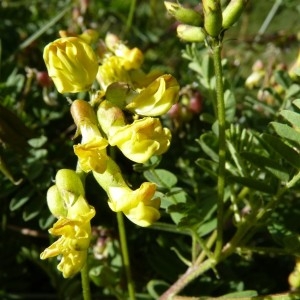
202 0 222 37
222 0 248 30
70 99 98 127
97 100 126 135
46 185 67 218
177 24 205 42
55 169 85 205
164 1 204 27
126 74 180 117
43 37 98 93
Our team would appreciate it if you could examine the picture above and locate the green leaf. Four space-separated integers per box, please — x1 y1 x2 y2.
262 133 300 169
197 132 219 162
292 98 300 110
22 195 44 221
268 223 300 252
280 110 300 128
143 169 177 188
27 135 47 148
286 84 300 99
270 122 300 145
164 188 188 224
274 70 291 89
241 152 290 182
195 158 218 180
224 88 236 122
9 187 34 211
227 140 248 177
228 176 277 194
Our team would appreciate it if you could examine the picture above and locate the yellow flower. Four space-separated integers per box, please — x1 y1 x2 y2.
40 195 95 278
97 56 132 90
93 159 161 227
108 117 171 163
73 127 109 173
70 100 109 173
105 33 144 70
107 182 157 212
124 196 161 227
43 37 98 93
126 74 180 116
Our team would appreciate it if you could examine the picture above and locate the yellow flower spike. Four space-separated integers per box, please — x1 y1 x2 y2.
108 117 171 163
43 37 98 93
70 100 109 173
125 74 180 117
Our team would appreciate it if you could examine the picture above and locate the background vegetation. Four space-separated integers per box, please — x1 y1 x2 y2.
1 0 300 299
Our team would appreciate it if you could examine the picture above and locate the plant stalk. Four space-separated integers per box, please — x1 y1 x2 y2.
117 211 136 300
81 262 92 300
212 39 226 259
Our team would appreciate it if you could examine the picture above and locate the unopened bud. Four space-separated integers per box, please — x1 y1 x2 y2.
222 0 248 30
177 24 205 42
46 185 67 218
70 99 98 127
55 169 85 205
164 1 203 27
202 0 222 37
97 100 126 135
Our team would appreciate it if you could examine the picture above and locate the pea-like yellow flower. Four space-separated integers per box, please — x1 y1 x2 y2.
93 158 161 227
105 33 144 70
43 37 98 93
108 117 171 163
41 194 95 278
71 100 109 173
124 196 161 227
73 126 109 173
107 182 156 212
125 74 180 116
97 56 132 90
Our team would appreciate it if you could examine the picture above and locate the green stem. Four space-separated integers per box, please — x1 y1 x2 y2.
117 211 136 300
81 262 91 300
125 0 137 35
212 39 226 259
254 0 283 42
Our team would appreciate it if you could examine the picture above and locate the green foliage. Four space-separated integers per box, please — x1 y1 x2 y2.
1 1 300 300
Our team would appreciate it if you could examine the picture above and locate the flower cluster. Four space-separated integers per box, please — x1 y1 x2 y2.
164 0 249 42
40 170 95 278
41 31 180 276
